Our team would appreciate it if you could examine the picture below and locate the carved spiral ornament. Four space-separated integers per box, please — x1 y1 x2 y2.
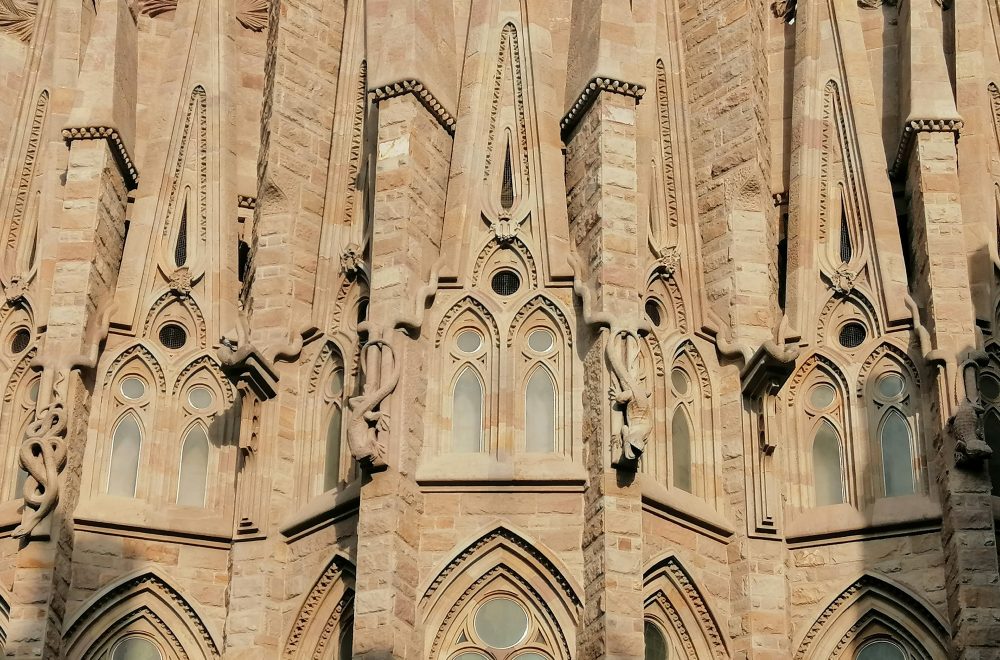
14 401 68 539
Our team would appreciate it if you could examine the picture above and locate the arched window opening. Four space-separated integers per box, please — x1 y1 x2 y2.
452 367 484 452
442 592 558 659
524 367 555 453
855 639 906 660
644 620 670 660
174 188 190 268
985 409 1000 497
500 135 515 211
839 196 853 264
108 413 142 497
813 420 844 506
111 636 163 660
338 620 354 660
879 409 914 497
671 406 692 493
176 425 209 506
324 405 343 491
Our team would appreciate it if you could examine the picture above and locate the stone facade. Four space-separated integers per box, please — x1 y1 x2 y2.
0 0 998 658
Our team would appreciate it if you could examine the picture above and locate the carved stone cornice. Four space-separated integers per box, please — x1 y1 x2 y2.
560 77 646 139
62 126 139 189
889 118 963 179
368 79 456 136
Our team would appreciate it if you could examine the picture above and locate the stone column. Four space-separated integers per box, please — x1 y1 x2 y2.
565 86 646 660
350 91 452 659
5 1 136 656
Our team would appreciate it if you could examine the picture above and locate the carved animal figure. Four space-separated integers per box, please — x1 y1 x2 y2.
346 338 401 469
606 328 653 469
13 401 67 539
219 301 252 367
949 398 992 467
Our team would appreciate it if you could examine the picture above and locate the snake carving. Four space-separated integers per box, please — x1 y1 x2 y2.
606 328 653 470
13 401 68 539
346 338 401 469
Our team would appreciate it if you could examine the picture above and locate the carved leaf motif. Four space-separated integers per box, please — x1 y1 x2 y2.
135 0 178 17
235 0 268 31
0 0 36 42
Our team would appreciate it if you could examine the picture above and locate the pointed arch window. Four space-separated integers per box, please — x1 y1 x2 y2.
174 187 190 268
324 396 344 491
108 413 142 497
644 620 670 660
839 193 853 264
176 425 209 506
453 367 484 453
813 420 845 506
868 367 919 499
671 406 693 493
524 367 555 453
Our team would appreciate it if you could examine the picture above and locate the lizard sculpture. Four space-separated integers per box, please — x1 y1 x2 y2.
606 328 654 469
346 337 400 469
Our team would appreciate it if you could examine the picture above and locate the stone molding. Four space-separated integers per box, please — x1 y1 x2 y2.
62 126 139 189
560 76 646 138
889 118 963 178
368 79 456 135
238 194 256 210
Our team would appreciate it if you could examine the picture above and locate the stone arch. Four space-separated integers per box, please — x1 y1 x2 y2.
644 275 688 335
102 344 168 396
643 554 730 659
856 340 920 398
471 236 539 291
793 572 949 660
420 523 583 658
63 568 221 660
283 552 356 660
172 355 235 405
817 289 882 348
507 293 572 348
435 295 501 349
143 292 207 350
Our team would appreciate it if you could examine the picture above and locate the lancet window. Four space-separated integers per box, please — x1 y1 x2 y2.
862 356 921 499
511 302 570 456
979 368 1000 496
173 375 224 507
440 304 498 455
795 364 851 508
106 370 154 498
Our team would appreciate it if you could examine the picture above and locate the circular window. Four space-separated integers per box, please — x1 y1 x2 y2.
328 369 345 398
856 639 906 660
980 374 1000 401
10 327 30 354
876 373 905 399
527 328 554 353
456 330 483 353
491 269 521 296
838 322 866 349
158 323 187 350
120 377 146 400
187 386 215 410
809 383 836 409
513 654 549 660
27 379 39 403
645 299 663 327
453 654 490 660
671 369 690 396
644 621 670 660
474 597 529 649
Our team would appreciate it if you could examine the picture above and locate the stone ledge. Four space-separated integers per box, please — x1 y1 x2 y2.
368 79 456 136
278 479 361 542
639 474 735 542
784 495 942 547
62 125 139 189
74 498 233 548
415 453 587 489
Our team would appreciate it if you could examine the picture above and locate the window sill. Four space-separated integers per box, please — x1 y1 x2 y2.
279 479 362 542
639 475 734 542
785 494 941 547
416 453 587 490
74 496 233 548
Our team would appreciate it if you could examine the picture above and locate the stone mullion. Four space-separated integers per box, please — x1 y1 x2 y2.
352 93 450 659
905 131 1000 658
566 91 644 660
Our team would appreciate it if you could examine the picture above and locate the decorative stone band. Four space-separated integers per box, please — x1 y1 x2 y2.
368 80 456 136
238 194 257 210
62 126 139 190
560 77 646 140
889 118 963 179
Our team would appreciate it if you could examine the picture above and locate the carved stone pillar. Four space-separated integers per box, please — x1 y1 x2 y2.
5 1 137 656
564 85 646 660
350 90 452 659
